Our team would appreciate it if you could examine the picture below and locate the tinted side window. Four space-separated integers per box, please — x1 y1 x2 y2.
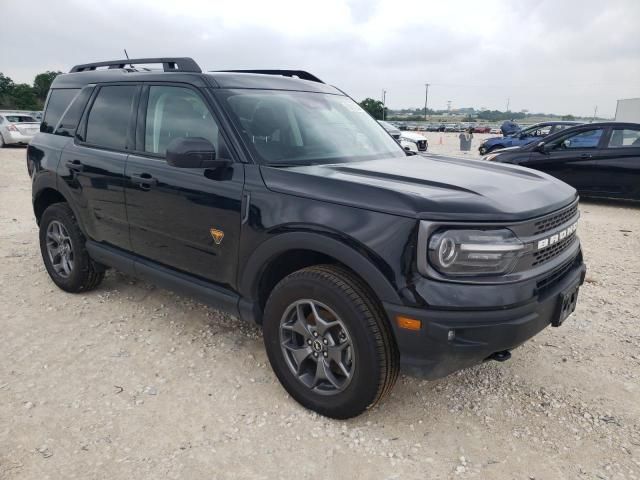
551 129 604 150
608 128 640 148
145 85 219 156
41 88 80 133
54 86 94 137
85 86 137 150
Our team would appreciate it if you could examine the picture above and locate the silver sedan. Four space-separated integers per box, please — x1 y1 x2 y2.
0 112 41 146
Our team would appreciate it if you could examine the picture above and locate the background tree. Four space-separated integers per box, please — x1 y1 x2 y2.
0 73 16 108
33 71 62 102
9 83 40 110
359 98 387 120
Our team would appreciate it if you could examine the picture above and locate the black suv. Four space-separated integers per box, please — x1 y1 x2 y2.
28 58 586 418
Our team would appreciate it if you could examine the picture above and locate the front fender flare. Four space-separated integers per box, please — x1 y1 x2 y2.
239 231 402 310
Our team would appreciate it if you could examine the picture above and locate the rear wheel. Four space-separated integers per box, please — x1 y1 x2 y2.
263 265 399 419
39 203 104 293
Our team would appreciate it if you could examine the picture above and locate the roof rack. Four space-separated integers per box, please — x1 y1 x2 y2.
70 57 202 73
215 70 324 84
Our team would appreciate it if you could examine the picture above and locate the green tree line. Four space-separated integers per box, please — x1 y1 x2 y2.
0 71 62 110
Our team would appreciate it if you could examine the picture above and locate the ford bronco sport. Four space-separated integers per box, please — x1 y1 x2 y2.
28 57 586 419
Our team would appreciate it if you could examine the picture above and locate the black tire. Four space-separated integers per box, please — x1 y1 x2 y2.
479 146 487 155
263 265 399 419
39 203 104 293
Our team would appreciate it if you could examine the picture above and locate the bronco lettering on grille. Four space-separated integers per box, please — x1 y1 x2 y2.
536 222 578 250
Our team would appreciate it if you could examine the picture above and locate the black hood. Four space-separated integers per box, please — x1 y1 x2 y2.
260 155 577 222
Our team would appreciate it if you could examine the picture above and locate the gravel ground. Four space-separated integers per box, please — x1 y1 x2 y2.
1 145 639 479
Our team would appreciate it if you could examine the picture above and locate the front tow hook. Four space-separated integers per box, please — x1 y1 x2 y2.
486 350 512 362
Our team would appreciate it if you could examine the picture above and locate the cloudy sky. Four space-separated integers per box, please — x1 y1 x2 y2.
2 0 638 117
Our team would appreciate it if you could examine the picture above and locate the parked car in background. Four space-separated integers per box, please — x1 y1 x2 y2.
473 125 491 134
399 131 428 152
478 121 582 155
489 127 501 134
378 120 402 142
0 112 41 147
485 122 640 201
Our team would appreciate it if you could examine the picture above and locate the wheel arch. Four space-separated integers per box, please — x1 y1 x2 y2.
238 232 401 324
33 187 69 225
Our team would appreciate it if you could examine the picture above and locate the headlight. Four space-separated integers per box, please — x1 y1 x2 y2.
428 229 525 276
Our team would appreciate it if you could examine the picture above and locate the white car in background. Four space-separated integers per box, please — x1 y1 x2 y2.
0 112 40 147
399 130 428 153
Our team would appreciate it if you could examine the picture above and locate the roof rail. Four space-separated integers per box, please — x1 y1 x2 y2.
70 57 202 73
215 70 324 84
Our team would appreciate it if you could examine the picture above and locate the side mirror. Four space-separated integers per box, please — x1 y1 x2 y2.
534 141 547 153
166 137 231 169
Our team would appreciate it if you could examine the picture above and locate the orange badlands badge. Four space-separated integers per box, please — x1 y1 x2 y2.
210 228 224 245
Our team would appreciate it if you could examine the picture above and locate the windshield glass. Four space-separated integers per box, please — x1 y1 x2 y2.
218 90 404 165
5 115 37 123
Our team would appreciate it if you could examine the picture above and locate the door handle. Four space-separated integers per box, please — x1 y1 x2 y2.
65 159 83 172
131 172 158 190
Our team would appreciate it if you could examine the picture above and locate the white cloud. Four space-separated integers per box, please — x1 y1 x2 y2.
1 0 638 116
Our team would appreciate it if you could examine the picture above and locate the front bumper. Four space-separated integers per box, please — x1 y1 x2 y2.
384 256 586 379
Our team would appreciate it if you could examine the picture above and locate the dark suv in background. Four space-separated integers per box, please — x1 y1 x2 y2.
28 57 586 418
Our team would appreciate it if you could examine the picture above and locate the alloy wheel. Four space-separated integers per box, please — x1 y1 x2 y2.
279 299 354 395
46 220 74 278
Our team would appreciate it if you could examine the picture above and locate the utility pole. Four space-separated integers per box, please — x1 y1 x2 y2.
593 105 598 121
447 100 452 112
382 89 387 121
506 97 510 112
424 83 430 121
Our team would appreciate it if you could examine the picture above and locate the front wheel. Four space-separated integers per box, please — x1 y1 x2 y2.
263 265 399 419
39 203 105 293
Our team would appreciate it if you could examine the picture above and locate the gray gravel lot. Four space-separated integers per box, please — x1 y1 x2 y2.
1 146 639 479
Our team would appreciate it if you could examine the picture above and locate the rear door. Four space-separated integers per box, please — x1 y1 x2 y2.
524 127 606 193
60 84 139 250
595 126 640 200
124 84 244 288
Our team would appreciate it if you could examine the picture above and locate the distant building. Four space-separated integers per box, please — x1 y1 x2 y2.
615 98 640 123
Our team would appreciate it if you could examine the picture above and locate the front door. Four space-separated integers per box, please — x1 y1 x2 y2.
526 127 606 194
124 84 244 289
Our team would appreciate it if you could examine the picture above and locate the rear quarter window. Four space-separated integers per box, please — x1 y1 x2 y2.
41 88 80 133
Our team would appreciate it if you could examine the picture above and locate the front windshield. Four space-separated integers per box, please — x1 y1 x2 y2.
218 89 405 165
